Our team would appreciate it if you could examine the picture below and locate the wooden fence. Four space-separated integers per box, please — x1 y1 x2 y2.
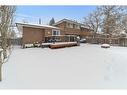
11 38 22 45
86 37 127 46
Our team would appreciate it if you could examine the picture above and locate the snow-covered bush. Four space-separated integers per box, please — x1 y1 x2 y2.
119 31 127 37
24 44 34 48
101 44 110 48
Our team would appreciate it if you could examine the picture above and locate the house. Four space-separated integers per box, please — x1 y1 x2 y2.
53 19 92 38
16 19 92 47
16 23 61 46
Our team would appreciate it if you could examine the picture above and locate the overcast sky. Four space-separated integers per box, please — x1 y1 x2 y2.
15 6 97 24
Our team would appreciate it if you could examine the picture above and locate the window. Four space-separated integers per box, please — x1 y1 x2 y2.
77 25 80 29
73 24 80 29
67 23 70 28
73 24 76 29
66 23 72 28
70 23 73 28
52 30 60 36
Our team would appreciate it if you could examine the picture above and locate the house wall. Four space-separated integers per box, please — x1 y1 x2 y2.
22 26 63 44
64 28 80 35
55 22 80 35
22 20 93 45
44 28 64 36
22 27 45 44
44 28 52 37
80 28 93 38
55 22 66 30
55 21 92 38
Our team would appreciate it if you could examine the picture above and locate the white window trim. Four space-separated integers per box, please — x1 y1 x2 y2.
52 29 60 36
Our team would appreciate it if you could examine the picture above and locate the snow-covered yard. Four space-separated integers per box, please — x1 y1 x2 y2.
0 44 127 89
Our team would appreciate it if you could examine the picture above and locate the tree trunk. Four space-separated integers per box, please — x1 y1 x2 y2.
1 35 8 59
0 64 2 81
0 50 3 81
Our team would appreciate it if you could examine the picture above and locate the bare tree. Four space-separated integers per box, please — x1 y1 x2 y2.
84 6 127 38
84 7 102 38
0 6 16 59
0 5 16 81
99 6 127 35
121 15 127 33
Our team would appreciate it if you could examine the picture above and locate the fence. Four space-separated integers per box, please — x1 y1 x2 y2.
86 37 127 47
10 37 127 47
119 37 127 47
11 38 22 45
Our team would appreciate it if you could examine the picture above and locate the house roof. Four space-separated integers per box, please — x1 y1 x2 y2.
80 24 90 29
53 19 90 29
16 23 60 30
53 19 81 25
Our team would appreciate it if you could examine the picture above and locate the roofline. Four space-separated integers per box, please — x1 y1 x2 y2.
16 23 60 30
53 19 91 29
53 19 81 26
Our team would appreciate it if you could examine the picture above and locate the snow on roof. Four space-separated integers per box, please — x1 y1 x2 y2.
120 30 127 35
53 19 81 25
16 23 60 29
80 24 90 29
54 19 90 29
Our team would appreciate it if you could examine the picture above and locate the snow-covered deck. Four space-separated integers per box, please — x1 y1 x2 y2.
0 44 127 89
41 42 77 48
49 42 78 49
41 42 77 45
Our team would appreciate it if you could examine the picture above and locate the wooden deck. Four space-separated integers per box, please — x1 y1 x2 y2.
49 42 78 49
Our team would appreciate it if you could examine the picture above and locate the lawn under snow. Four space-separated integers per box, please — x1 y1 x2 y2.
0 44 127 89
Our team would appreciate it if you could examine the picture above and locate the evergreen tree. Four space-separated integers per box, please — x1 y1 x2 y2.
49 18 55 26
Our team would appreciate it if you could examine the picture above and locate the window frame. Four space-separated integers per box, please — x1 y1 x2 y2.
52 29 61 36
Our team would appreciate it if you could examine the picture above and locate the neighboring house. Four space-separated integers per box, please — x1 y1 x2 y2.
16 19 92 46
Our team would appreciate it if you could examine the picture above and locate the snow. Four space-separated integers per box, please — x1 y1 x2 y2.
24 44 34 47
16 22 60 29
0 49 3 51
42 43 53 45
50 42 77 45
101 44 110 48
120 30 127 35
0 44 127 89
41 42 77 46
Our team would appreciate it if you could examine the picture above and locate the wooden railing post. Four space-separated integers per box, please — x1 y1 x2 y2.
0 49 3 81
